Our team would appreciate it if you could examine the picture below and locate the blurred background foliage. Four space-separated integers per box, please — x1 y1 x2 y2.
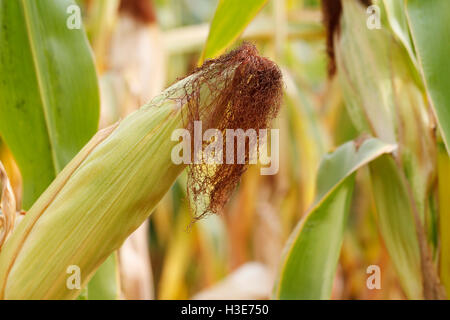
0 0 449 300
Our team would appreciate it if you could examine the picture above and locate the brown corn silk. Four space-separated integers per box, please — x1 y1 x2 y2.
179 42 282 219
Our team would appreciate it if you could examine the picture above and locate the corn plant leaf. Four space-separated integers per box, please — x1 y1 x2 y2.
369 155 422 299
406 0 450 154
336 0 427 299
87 252 120 300
383 0 417 67
335 0 396 144
274 138 396 299
200 0 268 63
0 0 99 209
386 41 436 231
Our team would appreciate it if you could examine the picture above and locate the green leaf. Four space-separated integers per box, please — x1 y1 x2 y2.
200 0 268 63
274 138 396 299
0 0 100 209
335 0 397 144
338 1 434 222
383 0 417 67
336 0 430 299
406 0 450 154
369 155 422 299
87 253 121 300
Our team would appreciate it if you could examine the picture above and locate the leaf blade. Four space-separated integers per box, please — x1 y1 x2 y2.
369 155 423 299
0 0 100 208
200 0 268 63
274 138 396 299
406 0 450 154
87 252 121 300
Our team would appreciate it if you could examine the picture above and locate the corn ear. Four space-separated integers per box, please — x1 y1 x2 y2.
0 75 196 299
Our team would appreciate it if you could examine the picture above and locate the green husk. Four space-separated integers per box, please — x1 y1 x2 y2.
0 74 194 299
